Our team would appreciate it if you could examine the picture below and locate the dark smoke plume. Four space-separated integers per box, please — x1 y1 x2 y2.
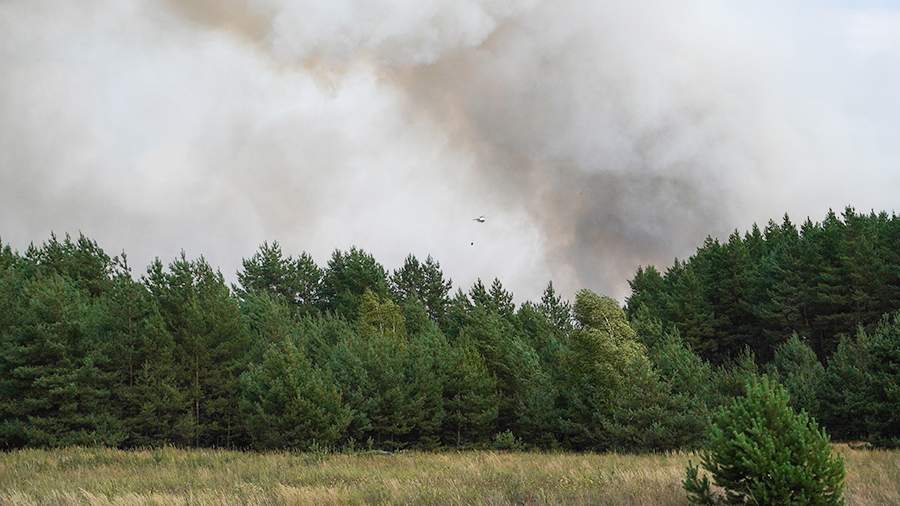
2 0 898 299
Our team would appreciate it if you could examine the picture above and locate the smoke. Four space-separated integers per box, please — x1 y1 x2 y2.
1 0 898 300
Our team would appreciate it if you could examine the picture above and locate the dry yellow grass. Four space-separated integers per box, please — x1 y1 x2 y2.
0 445 896 505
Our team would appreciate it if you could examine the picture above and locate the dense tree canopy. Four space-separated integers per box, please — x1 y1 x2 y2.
0 207 896 451
627 208 900 362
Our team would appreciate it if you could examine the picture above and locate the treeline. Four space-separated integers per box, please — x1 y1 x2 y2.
626 207 900 363
0 207 897 451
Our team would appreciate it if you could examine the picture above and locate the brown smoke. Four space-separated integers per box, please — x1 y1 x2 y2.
1 0 898 300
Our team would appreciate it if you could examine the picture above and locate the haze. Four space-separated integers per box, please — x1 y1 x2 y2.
2 0 898 300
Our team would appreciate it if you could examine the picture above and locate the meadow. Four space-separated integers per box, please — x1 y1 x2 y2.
0 445 897 505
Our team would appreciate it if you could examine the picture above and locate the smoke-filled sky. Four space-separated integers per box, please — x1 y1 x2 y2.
1 0 899 301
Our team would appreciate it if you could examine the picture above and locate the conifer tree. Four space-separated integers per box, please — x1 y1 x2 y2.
319 247 390 318
684 377 844 505
144 255 250 447
768 334 825 418
405 326 447 448
240 337 349 450
100 267 186 447
819 312 900 447
442 288 473 339
441 339 498 447
236 243 322 316
25 233 113 297
625 265 666 320
488 278 515 318
0 274 123 447
864 312 900 447
459 306 538 432
538 281 572 333
644 330 712 449
239 292 299 363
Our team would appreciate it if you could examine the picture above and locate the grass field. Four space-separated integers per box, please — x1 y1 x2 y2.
0 445 897 505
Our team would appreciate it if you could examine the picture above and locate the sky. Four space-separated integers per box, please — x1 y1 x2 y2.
1 0 899 302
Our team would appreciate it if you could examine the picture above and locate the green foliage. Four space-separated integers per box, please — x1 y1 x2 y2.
491 430 524 451
441 339 498 447
390 255 451 324
239 291 298 363
239 338 349 450
460 304 549 436
1 221 898 452
358 289 406 340
562 290 666 450
864 313 900 447
645 330 713 449
538 281 572 333
684 376 845 505
710 348 761 407
768 334 825 418
819 313 900 447
0 274 123 448
235 242 322 317
441 288 472 339
144 255 250 447
319 247 389 319
100 273 186 447
628 208 900 363
326 304 446 449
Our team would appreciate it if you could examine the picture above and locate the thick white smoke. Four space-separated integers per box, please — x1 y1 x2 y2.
1 0 898 300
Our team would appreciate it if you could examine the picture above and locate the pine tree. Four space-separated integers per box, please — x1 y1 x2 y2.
710 347 760 407
630 303 668 349
390 255 452 324
488 278 515 318
768 334 825 419
293 252 324 315
459 306 536 432
645 330 713 449
664 263 718 359
810 210 852 351
319 247 390 319
625 265 666 320
468 278 490 309
239 291 297 363
421 256 452 324
441 339 498 447
441 288 472 340
405 327 447 448
400 296 431 338
144 255 250 447
100 267 186 447
327 302 435 449
538 281 572 333
236 243 322 316
684 377 844 505
649 329 714 405
819 312 900 447
240 337 349 450
235 241 292 300
517 302 566 370
818 330 873 442
840 209 889 328
0 239 16 271
864 312 900 447
0 274 123 447
25 233 113 298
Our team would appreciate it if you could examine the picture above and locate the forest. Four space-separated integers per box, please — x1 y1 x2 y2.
0 206 897 452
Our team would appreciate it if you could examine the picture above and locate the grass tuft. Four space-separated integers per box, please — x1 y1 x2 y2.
0 445 896 505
